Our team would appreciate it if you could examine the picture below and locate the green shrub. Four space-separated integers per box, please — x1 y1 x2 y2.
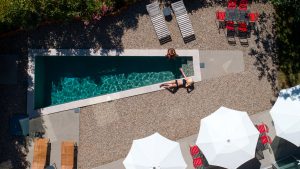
0 0 38 30
271 0 300 87
36 0 84 20
0 0 120 32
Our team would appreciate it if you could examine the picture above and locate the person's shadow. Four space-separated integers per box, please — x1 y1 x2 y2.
166 87 178 94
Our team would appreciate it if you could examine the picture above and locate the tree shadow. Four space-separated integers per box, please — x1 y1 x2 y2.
271 136 300 160
0 1 156 168
0 38 46 168
248 11 279 95
237 158 261 169
26 0 149 52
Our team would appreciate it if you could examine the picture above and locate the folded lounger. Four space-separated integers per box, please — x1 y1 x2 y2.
171 0 196 43
146 1 172 44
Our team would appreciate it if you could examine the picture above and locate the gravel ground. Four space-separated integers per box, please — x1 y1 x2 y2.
79 1 277 169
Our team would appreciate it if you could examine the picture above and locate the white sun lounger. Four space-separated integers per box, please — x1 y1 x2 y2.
171 0 196 43
146 1 172 44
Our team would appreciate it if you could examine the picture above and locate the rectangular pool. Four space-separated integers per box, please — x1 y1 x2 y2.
34 56 194 108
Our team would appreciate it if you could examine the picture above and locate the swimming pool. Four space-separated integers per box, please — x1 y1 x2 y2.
34 56 194 108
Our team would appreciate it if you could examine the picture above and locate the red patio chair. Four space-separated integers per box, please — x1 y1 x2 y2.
248 12 259 29
239 0 248 11
238 22 248 35
227 0 237 9
260 134 272 144
193 157 204 168
226 21 236 44
260 134 273 153
249 12 259 22
256 123 269 134
226 21 235 31
190 145 201 158
237 22 249 45
216 10 226 29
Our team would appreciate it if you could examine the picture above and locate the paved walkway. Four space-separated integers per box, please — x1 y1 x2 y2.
27 109 79 169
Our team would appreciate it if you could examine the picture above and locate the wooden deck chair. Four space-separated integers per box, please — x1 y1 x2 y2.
32 138 50 169
146 1 172 44
171 0 196 43
61 141 76 169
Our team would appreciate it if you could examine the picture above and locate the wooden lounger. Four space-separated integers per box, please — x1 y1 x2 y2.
32 138 49 169
61 141 75 169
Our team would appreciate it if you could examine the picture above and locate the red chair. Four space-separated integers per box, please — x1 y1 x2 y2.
256 123 269 134
226 21 235 31
193 157 204 168
249 12 259 22
237 22 248 45
190 145 201 158
216 10 226 21
239 0 248 11
226 21 236 44
216 10 226 29
248 12 258 29
238 22 248 35
260 134 272 144
227 0 237 9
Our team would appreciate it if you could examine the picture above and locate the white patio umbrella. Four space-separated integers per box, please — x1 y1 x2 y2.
270 84 300 147
123 132 187 169
196 107 259 169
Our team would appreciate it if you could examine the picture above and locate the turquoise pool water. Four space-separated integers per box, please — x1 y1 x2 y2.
34 56 193 108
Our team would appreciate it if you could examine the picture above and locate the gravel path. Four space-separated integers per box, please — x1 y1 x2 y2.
79 1 277 169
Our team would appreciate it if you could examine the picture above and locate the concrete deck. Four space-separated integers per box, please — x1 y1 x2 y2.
199 50 244 80
27 109 79 169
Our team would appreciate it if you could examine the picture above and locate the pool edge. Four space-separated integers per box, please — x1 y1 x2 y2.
27 49 201 117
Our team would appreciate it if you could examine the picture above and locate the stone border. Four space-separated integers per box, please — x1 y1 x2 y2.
27 49 201 117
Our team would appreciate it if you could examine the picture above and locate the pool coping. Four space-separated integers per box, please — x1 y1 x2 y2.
27 49 201 117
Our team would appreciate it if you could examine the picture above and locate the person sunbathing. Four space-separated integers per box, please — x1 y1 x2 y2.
160 68 194 93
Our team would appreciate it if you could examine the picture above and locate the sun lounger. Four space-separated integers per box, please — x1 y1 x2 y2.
61 141 75 169
32 138 49 169
146 1 172 44
171 0 196 43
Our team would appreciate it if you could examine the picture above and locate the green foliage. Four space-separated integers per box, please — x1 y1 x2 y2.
271 0 300 86
0 0 38 30
36 0 84 20
0 0 120 32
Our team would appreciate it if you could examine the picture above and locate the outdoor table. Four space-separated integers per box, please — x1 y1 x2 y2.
225 8 249 23
163 7 172 17
163 6 172 21
237 10 249 23
225 8 238 21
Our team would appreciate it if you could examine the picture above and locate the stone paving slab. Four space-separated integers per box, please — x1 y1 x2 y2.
199 50 244 80
27 109 79 169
